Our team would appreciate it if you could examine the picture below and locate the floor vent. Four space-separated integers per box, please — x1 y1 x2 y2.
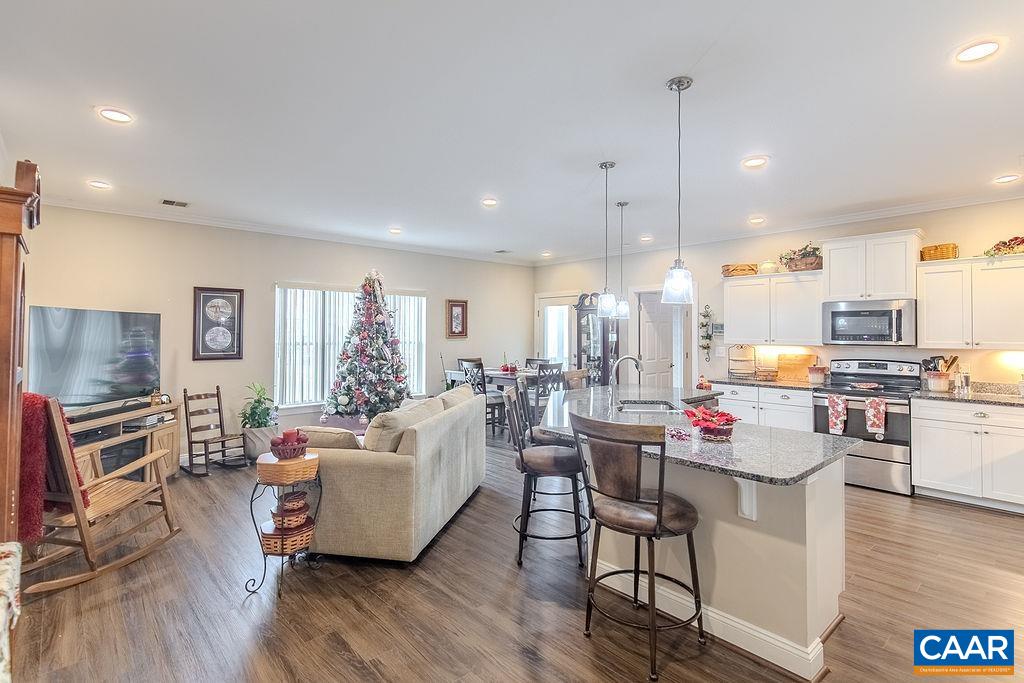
161 199 189 208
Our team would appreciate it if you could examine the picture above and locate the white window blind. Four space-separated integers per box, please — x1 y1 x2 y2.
274 285 426 407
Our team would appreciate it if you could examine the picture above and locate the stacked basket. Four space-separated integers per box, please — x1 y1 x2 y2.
255 449 319 557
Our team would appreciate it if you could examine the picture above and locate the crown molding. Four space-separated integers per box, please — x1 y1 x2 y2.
538 189 1024 266
41 198 536 268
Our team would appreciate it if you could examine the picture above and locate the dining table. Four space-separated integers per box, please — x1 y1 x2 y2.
444 367 537 390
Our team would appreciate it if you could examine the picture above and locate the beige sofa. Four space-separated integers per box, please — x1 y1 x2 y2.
302 385 486 562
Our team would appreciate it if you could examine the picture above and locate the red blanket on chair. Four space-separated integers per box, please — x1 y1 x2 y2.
19 393 90 544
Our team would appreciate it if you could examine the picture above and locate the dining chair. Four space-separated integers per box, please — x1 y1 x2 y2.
529 362 565 426
569 411 706 681
525 357 548 369
461 360 505 435
563 368 589 390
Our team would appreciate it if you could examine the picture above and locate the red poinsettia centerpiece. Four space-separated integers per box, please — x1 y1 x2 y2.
684 405 740 442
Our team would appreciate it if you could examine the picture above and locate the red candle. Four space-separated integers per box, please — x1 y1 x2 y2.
282 428 298 444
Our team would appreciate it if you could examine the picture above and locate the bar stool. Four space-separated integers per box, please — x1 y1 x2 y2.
504 388 589 567
569 412 706 682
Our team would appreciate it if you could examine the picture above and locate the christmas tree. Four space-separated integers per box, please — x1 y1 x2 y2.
322 270 409 421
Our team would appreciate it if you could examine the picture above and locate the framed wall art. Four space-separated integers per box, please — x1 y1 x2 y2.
193 287 244 360
445 299 468 339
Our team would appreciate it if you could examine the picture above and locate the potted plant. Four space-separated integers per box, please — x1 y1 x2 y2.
684 405 741 442
778 242 823 272
240 382 279 460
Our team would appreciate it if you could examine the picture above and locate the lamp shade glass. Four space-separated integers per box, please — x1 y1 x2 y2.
661 260 694 304
614 299 630 319
597 291 617 317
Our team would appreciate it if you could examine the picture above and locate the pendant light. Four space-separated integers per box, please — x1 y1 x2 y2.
597 161 618 317
614 201 630 319
662 76 695 305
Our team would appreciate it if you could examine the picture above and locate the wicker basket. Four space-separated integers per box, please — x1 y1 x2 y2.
754 367 779 381
722 263 758 277
784 255 823 272
256 452 320 485
270 442 307 460
271 502 309 529
921 243 959 261
260 519 315 556
279 491 308 511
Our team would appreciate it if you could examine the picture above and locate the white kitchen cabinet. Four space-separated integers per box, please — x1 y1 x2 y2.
723 278 771 344
981 425 1024 505
759 403 814 432
769 273 822 345
972 259 1024 350
916 261 972 349
911 417 983 496
717 398 759 424
821 230 921 301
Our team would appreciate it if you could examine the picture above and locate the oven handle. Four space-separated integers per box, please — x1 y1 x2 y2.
812 396 910 413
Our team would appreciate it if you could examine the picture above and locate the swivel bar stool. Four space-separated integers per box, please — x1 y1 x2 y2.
569 411 706 681
504 388 589 567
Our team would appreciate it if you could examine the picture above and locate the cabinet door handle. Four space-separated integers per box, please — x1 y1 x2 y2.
865 293 872 297
973 411 989 418
965 341 970 346
974 431 980 435
730 390 739 395
975 342 981 346
779 394 791 400
983 431 990 435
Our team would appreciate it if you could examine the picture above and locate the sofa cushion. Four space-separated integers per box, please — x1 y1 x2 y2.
363 397 444 452
437 384 475 410
300 426 362 450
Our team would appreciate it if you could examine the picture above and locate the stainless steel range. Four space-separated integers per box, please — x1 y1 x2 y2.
812 359 921 495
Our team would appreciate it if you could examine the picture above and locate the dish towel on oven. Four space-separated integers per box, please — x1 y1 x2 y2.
827 394 847 435
865 396 887 437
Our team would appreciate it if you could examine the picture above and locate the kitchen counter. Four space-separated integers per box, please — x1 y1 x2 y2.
709 376 817 391
540 385 858 485
540 384 849 680
913 390 1024 408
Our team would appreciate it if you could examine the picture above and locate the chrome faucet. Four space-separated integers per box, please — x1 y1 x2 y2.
610 355 643 386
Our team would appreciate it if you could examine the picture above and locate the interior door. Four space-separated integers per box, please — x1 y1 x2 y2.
638 293 676 388
534 293 578 369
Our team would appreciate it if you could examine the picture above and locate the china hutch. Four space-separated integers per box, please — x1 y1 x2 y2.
574 293 620 386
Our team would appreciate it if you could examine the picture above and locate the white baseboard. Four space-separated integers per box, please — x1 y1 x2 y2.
914 487 1024 515
595 559 824 681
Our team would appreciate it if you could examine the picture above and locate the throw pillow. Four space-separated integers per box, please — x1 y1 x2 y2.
363 397 444 452
437 384 475 410
300 426 362 450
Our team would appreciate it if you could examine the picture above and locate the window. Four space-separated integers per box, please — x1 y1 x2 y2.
274 285 426 407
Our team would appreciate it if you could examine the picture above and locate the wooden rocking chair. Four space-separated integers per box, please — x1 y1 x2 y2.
22 398 180 595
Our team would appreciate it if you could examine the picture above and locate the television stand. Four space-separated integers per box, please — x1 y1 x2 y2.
66 399 152 424
66 402 182 480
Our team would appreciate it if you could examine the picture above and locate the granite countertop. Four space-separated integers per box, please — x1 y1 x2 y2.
539 385 860 486
913 390 1024 408
708 377 817 391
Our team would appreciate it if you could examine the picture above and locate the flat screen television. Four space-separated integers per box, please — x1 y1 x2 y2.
28 306 161 408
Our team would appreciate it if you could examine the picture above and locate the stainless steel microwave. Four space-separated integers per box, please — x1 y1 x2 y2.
822 299 916 345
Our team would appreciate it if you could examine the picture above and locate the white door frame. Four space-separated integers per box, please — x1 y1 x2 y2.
626 282 700 389
534 290 581 363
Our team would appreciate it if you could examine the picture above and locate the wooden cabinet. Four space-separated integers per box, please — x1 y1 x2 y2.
916 261 973 349
912 417 983 496
982 425 1024 505
712 384 813 433
717 397 759 424
972 259 1024 350
769 273 822 345
916 255 1024 350
759 403 813 432
151 425 180 478
822 230 921 301
723 272 821 345
723 277 770 344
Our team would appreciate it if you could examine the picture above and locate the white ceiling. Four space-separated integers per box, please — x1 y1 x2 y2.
2 0 1023 265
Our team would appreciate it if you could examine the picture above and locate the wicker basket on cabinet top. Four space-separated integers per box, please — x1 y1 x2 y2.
722 263 758 277
920 243 959 261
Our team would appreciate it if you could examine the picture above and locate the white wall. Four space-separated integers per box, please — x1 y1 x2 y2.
23 206 534 429
535 197 1024 384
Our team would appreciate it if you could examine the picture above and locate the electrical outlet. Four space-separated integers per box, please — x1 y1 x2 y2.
715 347 727 358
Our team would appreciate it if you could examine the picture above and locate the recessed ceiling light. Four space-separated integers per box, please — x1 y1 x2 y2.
639 234 653 242
741 155 770 170
748 215 766 226
481 196 499 208
956 41 1000 63
96 107 134 124
388 226 402 235
993 174 1021 184
87 179 113 190
540 251 552 258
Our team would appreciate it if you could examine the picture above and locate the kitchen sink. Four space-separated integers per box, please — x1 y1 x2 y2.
616 400 681 413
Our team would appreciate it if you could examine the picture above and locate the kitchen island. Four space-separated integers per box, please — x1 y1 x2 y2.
538 385 860 680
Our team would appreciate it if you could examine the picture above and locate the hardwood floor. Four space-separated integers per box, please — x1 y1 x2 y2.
14 437 1024 682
